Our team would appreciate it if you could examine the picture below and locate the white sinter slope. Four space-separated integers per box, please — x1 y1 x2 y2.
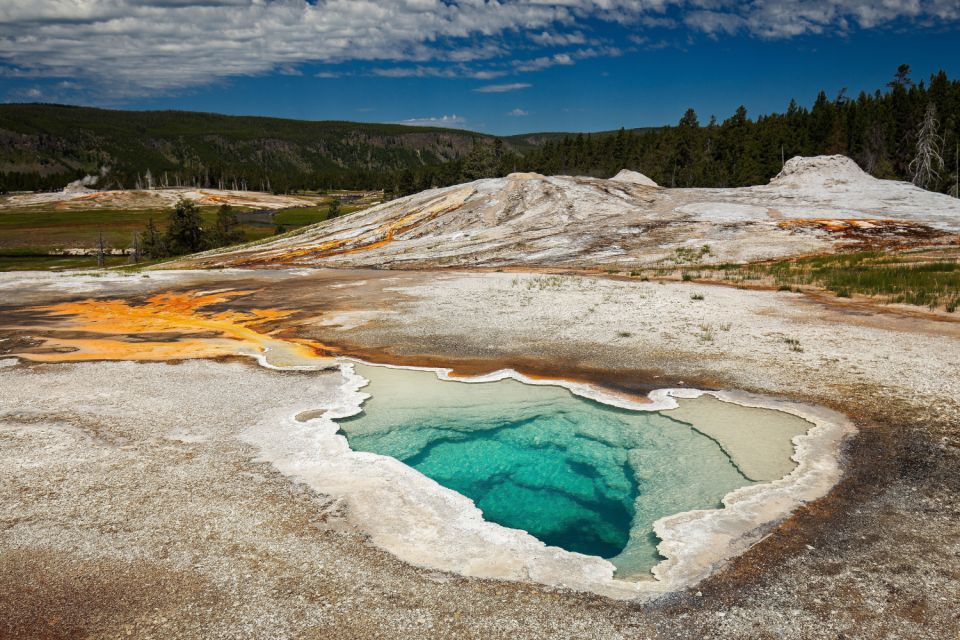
727 155 960 227
175 155 960 270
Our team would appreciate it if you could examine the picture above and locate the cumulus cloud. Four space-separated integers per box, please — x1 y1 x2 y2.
507 108 529 116
0 0 956 96
474 82 531 93
0 0 568 94
694 0 960 39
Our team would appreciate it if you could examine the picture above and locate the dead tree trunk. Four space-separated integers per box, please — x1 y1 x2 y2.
952 143 959 198
131 232 141 264
909 103 944 189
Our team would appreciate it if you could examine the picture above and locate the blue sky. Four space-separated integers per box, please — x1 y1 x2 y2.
2 1 959 135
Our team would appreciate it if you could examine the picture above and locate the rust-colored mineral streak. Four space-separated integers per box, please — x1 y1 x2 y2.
14 290 336 368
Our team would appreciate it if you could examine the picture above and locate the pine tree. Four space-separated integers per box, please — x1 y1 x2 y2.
888 64 913 90
164 199 206 255
396 170 415 196
210 204 243 247
674 108 700 187
140 217 167 259
328 198 341 218
461 141 494 181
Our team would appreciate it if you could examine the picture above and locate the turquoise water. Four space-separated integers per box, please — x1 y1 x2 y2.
337 364 756 577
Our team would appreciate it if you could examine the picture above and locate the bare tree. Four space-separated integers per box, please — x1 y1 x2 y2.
131 232 141 264
97 232 105 268
951 143 959 199
909 103 944 189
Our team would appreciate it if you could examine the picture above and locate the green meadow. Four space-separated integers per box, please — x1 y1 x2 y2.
0 198 368 271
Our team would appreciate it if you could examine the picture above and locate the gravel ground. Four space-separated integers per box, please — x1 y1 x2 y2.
321 272 960 639
1 269 958 638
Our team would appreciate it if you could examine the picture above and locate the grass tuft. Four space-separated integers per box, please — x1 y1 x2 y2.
783 337 804 352
696 249 960 311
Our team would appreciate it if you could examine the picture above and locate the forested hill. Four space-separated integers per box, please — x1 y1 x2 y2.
517 66 960 195
0 104 503 193
2 66 958 197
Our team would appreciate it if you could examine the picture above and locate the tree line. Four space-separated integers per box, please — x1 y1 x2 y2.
136 197 345 260
138 200 244 260
388 65 960 197
0 169 88 193
5 66 957 199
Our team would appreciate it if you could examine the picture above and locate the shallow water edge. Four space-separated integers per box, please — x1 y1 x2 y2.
240 356 856 600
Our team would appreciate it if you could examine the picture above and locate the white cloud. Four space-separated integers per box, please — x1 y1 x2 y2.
0 1 956 96
11 86 44 101
372 67 453 78
514 53 575 73
507 108 529 116
471 70 509 80
529 30 588 46
397 114 468 128
474 82 531 93
684 10 745 36
0 0 573 94
372 65 506 79
687 1 960 39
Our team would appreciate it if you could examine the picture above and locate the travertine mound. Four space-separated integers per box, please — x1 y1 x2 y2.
172 156 960 270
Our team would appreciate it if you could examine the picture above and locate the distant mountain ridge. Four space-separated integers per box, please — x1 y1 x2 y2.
5 68 958 197
503 127 656 149
0 103 519 193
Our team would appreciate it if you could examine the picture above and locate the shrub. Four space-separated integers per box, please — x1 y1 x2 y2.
783 337 804 352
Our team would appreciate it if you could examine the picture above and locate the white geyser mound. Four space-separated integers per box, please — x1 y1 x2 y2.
769 155 876 189
756 154 960 231
610 169 658 187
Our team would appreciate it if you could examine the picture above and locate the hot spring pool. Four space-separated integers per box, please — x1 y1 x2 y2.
336 363 812 579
